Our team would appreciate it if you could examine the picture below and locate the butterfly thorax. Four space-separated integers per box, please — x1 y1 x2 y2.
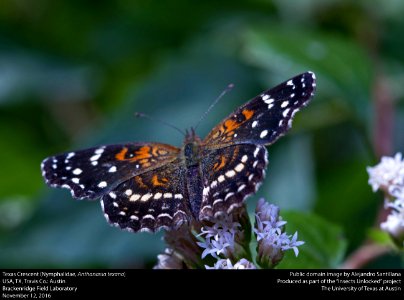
182 128 204 219
183 128 202 168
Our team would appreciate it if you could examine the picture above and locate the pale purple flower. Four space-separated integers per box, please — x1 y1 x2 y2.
367 153 404 245
254 198 304 268
205 258 256 269
381 199 404 244
367 153 404 194
197 213 245 260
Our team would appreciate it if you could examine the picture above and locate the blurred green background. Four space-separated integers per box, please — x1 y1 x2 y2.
1 0 403 268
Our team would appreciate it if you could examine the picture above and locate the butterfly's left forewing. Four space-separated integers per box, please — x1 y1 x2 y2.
41 143 180 200
202 71 316 148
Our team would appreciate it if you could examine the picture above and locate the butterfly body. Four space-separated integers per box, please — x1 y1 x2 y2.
41 72 316 232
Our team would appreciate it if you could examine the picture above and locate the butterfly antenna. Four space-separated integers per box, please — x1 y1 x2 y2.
194 83 234 130
134 112 186 136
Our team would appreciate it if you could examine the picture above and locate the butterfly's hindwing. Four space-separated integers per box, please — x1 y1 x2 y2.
203 72 316 148
199 144 268 219
41 143 180 200
101 160 190 232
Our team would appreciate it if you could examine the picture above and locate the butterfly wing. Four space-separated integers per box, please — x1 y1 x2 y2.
101 159 191 232
199 144 267 219
199 72 316 218
202 71 316 148
41 143 180 200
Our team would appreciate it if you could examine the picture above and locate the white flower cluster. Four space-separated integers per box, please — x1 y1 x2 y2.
154 199 305 269
367 153 404 243
254 199 304 267
196 214 242 259
205 258 256 269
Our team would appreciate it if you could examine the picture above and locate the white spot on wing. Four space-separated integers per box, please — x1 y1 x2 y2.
213 199 223 206
210 180 217 188
254 147 260 157
225 192 234 200
218 175 225 182
163 193 173 199
141 193 153 201
268 104 274 110
237 184 246 192
281 101 289 108
241 155 248 163
91 161 98 166
225 170 236 178
154 193 162 199
73 168 82 175
125 189 132 196
98 181 107 188
90 154 101 162
262 94 269 101
113 202 118 207
72 178 80 184
203 186 210 196
252 120 258 128
158 213 172 219
130 194 141 202
95 148 105 155
174 194 183 199
235 163 244 172
108 166 117 173
130 215 139 221
143 214 155 220
286 80 293 86
260 130 268 138
66 152 75 160
109 192 117 199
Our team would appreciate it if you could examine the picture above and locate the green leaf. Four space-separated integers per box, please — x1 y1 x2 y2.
368 228 395 247
277 211 347 269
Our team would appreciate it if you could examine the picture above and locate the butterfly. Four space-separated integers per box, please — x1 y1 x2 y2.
41 71 316 233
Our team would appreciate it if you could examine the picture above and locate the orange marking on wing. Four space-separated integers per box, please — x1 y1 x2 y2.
134 146 151 161
242 109 254 120
151 147 159 157
223 119 240 134
213 155 227 171
135 176 148 189
152 175 168 187
115 147 128 160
